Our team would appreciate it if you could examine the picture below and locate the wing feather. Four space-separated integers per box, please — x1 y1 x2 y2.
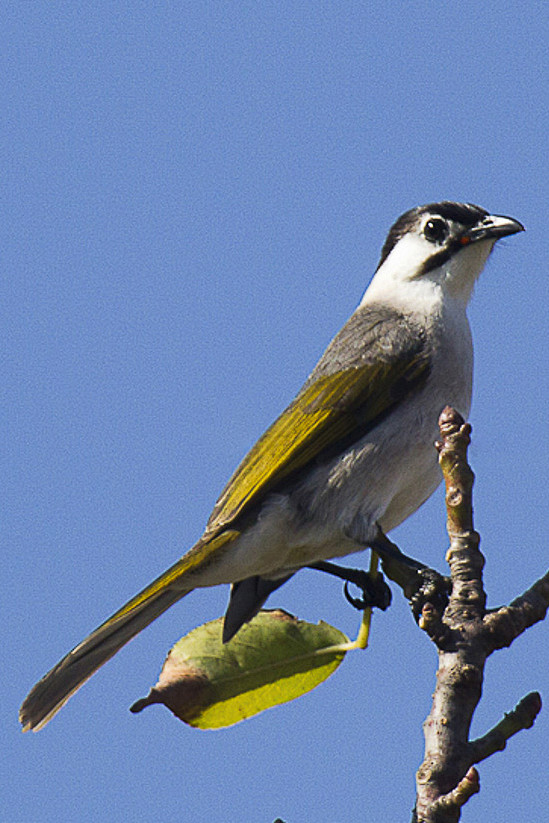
206 307 431 536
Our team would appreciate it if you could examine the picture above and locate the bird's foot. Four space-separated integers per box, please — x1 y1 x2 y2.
408 568 451 624
368 529 451 623
308 560 392 611
343 575 392 611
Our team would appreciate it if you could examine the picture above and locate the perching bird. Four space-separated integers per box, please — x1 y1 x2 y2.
20 201 523 731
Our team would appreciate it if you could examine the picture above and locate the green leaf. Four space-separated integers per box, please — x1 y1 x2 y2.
130 609 349 728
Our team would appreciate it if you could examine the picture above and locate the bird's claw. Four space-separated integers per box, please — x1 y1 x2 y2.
409 568 451 623
343 571 392 612
307 560 391 612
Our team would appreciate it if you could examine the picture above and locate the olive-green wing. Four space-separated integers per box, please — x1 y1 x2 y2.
206 310 430 536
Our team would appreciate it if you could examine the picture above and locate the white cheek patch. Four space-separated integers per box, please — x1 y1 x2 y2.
359 232 436 309
361 228 497 311
378 233 432 282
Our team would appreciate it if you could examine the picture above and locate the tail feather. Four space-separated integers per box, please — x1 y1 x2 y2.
19 583 192 732
20 530 241 731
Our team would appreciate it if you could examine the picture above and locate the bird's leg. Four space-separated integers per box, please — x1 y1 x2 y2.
370 528 451 623
369 529 425 587
307 560 392 611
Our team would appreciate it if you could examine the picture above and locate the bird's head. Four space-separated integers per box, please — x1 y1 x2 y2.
362 202 524 309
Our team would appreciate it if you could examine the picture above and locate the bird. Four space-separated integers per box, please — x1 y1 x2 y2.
19 201 524 731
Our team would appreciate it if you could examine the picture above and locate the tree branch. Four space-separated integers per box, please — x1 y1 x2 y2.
413 407 544 822
469 691 542 764
429 768 480 817
483 571 549 652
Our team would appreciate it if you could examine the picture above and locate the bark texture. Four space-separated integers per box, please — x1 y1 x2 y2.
413 407 546 823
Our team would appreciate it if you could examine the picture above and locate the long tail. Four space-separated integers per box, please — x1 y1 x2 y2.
19 531 240 732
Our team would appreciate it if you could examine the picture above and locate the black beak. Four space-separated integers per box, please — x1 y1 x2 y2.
463 214 525 244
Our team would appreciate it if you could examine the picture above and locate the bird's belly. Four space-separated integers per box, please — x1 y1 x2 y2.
376 441 441 533
290 403 439 535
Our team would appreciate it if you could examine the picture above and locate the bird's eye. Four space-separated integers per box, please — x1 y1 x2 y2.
423 218 448 243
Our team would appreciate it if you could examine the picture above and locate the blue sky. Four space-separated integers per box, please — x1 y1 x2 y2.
4 3 548 821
